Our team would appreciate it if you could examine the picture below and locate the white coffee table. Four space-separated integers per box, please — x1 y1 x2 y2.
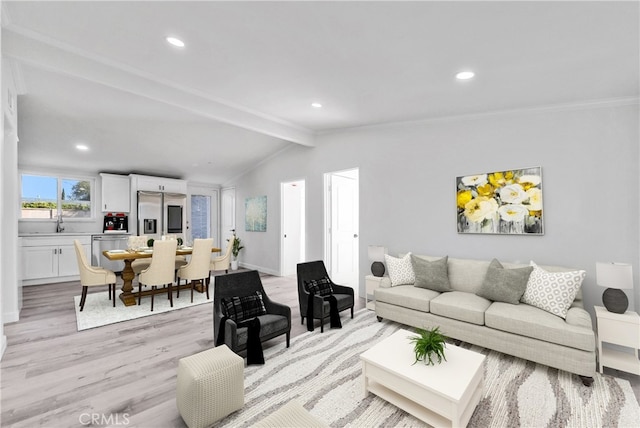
360 329 485 427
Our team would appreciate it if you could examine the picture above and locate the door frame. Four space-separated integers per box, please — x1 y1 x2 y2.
323 167 359 288
280 178 306 276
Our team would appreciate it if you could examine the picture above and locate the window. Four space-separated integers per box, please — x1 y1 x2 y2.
21 173 94 220
190 194 211 239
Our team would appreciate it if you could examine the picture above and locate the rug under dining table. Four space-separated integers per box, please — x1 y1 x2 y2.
73 288 212 331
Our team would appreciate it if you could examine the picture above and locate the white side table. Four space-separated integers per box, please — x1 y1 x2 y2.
365 275 383 310
595 305 640 375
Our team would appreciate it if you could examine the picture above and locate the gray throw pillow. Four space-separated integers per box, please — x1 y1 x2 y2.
411 255 451 292
477 259 533 304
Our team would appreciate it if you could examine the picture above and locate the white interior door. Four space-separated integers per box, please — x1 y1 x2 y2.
281 180 305 276
326 169 359 287
221 187 236 243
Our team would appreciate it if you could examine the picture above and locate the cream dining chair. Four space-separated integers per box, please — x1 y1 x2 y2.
138 239 178 311
176 238 214 302
210 237 233 274
73 239 117 311
129 235 151 277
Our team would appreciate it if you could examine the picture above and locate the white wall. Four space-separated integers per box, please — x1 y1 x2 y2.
227 101 640 319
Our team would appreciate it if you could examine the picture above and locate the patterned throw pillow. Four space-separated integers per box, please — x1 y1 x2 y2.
385 253 415 286
521 261 586 319
221 291 267 323
305 277 334 296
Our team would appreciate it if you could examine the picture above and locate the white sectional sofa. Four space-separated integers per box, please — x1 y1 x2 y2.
374 254 596 386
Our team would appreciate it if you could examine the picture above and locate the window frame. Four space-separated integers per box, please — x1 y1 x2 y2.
19 170 96 222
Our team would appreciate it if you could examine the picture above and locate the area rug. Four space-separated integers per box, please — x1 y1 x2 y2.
73 289 211 331
218 309 640 428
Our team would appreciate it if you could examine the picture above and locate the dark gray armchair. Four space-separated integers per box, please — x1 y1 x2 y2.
297 260 355 332
214 270 291 353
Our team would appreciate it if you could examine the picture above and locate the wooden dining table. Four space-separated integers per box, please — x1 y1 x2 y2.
103 246 221 306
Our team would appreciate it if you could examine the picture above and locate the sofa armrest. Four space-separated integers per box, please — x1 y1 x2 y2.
266 300 291 321
565 306 593 330
380 276 392 288
223 318 239 350
332 283 354 296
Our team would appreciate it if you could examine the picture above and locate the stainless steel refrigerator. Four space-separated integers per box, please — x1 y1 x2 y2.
137 191 187 241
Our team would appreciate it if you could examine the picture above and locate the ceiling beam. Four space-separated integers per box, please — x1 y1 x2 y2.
2 28 315 147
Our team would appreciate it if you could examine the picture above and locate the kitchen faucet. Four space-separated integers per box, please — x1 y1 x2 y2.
56 213 65 233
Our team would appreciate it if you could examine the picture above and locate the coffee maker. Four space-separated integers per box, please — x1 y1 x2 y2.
103 213 128 232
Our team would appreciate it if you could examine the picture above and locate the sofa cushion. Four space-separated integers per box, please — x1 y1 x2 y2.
446 258 492 294
385 253 415 286
485 302 594 352
411 255 452 292
476 259 533 304
521 261 586 319
236 314 289 345
430 291 491 325
374 285 439 313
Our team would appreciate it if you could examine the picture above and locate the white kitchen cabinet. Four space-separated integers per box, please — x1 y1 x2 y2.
100 173 130 212
132 174 187 194
21 235 91 285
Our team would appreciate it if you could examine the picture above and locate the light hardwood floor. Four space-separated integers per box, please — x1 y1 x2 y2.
2 274 638 427
0 272 364 427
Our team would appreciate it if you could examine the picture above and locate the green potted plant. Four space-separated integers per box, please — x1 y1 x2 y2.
230 230 244 270
408 327 448 366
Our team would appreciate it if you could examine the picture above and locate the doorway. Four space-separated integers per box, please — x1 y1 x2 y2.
281 180 306 276
324 168 359 289
188 185 218 247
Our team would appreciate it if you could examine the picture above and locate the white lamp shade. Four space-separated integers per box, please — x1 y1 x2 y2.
368 245 387 262
596 262 633 290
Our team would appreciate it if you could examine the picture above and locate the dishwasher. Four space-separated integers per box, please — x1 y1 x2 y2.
91 234 130 273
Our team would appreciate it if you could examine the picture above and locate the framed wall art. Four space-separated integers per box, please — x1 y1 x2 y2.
456 167 543 235
245 195 267 232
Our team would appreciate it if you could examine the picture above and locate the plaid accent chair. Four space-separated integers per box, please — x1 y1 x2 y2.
214 270 291 354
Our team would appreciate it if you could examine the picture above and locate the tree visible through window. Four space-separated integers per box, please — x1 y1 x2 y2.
21 174 93 219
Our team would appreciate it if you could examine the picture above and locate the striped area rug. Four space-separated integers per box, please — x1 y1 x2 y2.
219 309 640 427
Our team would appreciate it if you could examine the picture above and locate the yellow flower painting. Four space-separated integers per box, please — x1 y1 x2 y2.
456 167 543 234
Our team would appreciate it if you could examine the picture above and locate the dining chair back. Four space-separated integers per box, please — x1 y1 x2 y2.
74 239 117 311
177 238 214 302
139 239 178 311
210 237 233 273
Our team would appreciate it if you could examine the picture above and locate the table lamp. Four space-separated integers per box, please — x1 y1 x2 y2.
596 262 633 314
368 245 387 277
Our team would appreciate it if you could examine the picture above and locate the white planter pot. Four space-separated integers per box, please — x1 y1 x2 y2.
231 260 239 270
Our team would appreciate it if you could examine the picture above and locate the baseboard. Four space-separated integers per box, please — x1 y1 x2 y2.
1 335 6 360
238 262 280 276
3 311 19 324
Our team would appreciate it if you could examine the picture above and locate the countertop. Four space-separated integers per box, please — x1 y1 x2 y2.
19 232 130 237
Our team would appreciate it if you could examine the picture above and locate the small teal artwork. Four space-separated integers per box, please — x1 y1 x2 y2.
245 195 267 232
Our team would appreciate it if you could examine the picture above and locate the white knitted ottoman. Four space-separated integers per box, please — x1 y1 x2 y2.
176 345 244 428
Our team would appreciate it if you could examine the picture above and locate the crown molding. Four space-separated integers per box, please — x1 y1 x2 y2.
5 57 27 94
317 97 640 136
2 25 315 147
1 2 13 28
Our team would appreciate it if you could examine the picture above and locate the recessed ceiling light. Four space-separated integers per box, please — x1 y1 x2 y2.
311 102 322 108
76 144 89 151
456 71 475 80
166 36 185 48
